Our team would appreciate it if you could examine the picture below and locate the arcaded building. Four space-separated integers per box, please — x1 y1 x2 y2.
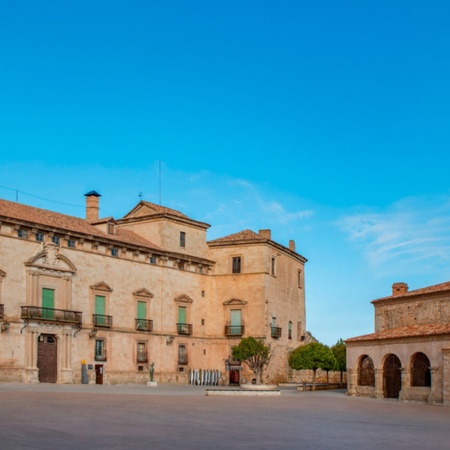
0 192 307 385
346 282 450 406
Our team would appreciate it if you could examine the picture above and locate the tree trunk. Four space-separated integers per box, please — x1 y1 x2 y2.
312 369 317 391
340 370 343 388
256 370 262 385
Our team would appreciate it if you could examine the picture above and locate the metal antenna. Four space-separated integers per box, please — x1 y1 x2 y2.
159 160 162 205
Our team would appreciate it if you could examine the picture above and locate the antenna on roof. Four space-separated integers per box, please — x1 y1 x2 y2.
139 191 143 200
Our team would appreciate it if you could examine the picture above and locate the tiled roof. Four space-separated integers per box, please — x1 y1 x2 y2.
208 229 266 244
0 198 162 250
373 281 450 303
126 201 190 219
346 323 450 343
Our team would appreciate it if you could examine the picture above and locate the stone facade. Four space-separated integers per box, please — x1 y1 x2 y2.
346 282 450 405
0 192 307 385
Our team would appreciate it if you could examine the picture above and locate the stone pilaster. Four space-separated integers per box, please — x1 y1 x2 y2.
399 368 410 401
347 368 357 396
442 349 450 406
374 369 384 398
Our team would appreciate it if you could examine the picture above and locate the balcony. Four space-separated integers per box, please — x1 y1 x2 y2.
95 350 107 362
225 325 245 337
135 319 153 332
178 354 188 365
0 304 4 319
137 351 148 363
271 326 282 338
21 306 82 325
93 314 113 328
177 323 193 335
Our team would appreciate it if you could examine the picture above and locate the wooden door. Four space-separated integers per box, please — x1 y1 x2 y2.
384 354 401 398
229 370 240 386
37 335 57 383
95 364 104 384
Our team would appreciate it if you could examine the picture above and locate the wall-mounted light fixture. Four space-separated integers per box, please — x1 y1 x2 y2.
89 329 97 339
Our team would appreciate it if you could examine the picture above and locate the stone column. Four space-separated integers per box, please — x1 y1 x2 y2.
347 368 358 396
441 348 450 406
399 368 410 401
428 367 439 404
374 369 384 399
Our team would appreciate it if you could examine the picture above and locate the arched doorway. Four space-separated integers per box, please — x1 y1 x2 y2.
411 352 431 387
37 334 57 383
384 354 401 398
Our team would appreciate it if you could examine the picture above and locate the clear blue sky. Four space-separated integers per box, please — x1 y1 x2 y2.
1 1 450 345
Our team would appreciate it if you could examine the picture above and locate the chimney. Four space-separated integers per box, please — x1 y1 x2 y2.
289 240 296 252
258 229 271 240
392 282 408 296
85 191 101 222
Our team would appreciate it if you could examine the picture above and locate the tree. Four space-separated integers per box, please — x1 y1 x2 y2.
331 339 347 388
232 337 272 385
289 342 338 391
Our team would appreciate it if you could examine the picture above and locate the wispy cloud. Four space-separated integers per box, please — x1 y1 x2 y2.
337 195 450 273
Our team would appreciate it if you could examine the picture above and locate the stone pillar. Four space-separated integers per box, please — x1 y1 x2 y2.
442 349 450 406
347 368 357 396
374 369 384 399
399 368 410 401
24 329 39 383
428 367 439 404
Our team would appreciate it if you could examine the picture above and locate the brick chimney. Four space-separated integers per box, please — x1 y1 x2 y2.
85 191 101 222
392 282 408 296
258 229 271 240
289 240 296 251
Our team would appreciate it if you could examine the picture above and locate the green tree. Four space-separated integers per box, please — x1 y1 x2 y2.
232 337 272 385
289 342 338 391
331 338 347 387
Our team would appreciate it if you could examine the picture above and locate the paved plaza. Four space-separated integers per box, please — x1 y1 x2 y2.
0 383 449 450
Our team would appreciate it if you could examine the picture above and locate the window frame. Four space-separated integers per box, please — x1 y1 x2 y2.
180 231 186 248
232 256 242 274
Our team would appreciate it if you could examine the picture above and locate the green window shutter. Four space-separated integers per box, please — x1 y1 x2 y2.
137 301 146 319
42 288 55 319
95 295 106 325
230 309 242 335
178 306 186 324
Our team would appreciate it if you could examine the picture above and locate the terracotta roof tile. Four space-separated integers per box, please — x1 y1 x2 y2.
0 198 162 251
208 229 265 244
346 323 450 343
373 281 450 303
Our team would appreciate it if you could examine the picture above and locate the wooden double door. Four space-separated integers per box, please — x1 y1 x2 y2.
384 354 401 398
37 334 57 383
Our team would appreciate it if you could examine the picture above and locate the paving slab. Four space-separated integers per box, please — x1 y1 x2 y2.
0 383 449 450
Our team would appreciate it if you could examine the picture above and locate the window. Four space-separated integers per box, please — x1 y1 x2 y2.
411 353 431 387
111 248 118 257
149 256 157 264
271 256 276 276
94 295 107 326
288 321 293 340
228 309 243 336
298 270 302 288
17 229 28 239
95 339 106 361
51 236 60 245
36 232 45 242
42 288 55 319
232 256 241 274
107 222 115 235
178 344 188 364
180 231 186 248
67 239 76 248
358 355 375 386
137 342 148 362
136 301 148 331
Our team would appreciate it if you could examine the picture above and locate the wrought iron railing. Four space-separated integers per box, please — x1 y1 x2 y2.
95 350 107 362
21 306 82 324
135 319 153 332
93 314 113 328
271 326 282 338
137 352 148 363
178 354 188 365
225 325 245 336
177 323 193 335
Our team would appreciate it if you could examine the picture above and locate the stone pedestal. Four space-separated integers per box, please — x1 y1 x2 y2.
147 381 157 387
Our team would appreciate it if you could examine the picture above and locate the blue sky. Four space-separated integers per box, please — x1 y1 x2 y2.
1 1 450 345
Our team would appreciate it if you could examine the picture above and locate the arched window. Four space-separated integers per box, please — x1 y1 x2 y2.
411 352 431 387
358 355 375 386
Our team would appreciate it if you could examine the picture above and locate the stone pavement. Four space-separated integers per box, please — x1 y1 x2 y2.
0 383 449 449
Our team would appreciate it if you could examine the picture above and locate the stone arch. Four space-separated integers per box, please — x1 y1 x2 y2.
383 353 402 398
357 354 375 386
410 352 431 387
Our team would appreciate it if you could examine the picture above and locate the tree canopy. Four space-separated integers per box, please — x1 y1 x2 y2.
331 338 347 387
289 342 338 390
232 336 272 385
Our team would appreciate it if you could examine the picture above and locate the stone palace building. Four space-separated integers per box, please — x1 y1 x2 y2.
346 282 450 406
0 192 307 385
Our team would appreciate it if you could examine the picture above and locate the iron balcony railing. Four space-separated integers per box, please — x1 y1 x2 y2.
95 349 107 362
225 325 245 336
93 314 113 328
177 323 193 335
178 354 188 365
0 304 4 319
21 306 82 325
137 351 148 363
135 319 153 332
271 326 282 338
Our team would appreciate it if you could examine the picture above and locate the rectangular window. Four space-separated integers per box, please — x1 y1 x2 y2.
36 232 44 242
95 295 106 326
271 256 276 276
232 256 241 274
288 321 293 340
67 239 75 248
180 231 186 248
111 248 118 257
17 229 28 239
42 288 55 319
52 236 60 245
136 301 147 331
149 256 157 264
137 342 147 362
178 344 188 364
95 339 106 361
298 270 302 288
178 306 186 324
230 309 242 335
107 222 115 235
